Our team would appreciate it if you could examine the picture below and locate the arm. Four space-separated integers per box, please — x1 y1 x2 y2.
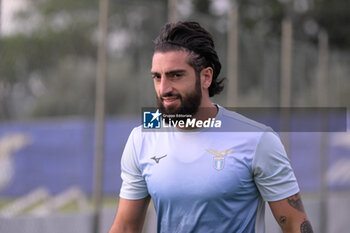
253 132 312 232
269 192 313 233
111 127 150 233
109 196 151 233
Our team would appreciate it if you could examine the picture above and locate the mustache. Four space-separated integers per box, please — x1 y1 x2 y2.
160 92 181 99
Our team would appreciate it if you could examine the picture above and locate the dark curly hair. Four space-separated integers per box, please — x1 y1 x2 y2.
153 21 225 97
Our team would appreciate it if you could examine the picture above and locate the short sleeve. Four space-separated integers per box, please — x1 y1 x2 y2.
252 132 300 202
119 128 149 200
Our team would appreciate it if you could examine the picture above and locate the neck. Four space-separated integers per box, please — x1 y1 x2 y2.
176 100 218 130
193 101 217 121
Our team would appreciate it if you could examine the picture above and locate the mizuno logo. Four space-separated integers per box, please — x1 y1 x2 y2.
151 154 167 163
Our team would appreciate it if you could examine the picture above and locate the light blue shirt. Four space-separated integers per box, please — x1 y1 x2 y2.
120 106 299 233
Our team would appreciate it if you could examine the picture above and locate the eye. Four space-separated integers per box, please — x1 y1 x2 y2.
172 73 184 79
152 74 161 80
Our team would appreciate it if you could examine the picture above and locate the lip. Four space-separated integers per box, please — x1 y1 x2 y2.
162 96 180 106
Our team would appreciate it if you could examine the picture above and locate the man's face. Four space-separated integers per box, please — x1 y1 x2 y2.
151 50 202 116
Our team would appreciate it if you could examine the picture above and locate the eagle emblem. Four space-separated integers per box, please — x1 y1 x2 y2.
206 149 234 171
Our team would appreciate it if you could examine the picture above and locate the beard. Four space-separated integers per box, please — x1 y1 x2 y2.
157 78 202 122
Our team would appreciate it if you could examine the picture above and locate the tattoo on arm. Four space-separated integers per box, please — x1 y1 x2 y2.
287 194 305 213
300 219 313 233
279 216 287 225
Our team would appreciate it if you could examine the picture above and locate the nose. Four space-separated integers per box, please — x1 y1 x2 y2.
159 77 173 95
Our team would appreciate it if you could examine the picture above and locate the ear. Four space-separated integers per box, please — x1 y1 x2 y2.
200 67 213 89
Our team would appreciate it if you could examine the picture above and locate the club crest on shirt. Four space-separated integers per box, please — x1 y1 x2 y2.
206 149 234 171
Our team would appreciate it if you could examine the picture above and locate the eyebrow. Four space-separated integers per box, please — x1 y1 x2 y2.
151 69 187 76
166 69 186 76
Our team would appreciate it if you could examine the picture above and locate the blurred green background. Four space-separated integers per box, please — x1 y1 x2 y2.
0 0 349 121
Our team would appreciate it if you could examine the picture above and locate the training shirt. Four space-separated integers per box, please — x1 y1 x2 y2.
119 105 299 233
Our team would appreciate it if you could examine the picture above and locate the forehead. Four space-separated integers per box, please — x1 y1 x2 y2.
151 50 192 72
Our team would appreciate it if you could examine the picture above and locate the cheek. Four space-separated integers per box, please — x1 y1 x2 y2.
153 81 160 95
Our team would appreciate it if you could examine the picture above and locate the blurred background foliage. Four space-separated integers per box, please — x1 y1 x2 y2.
0 0 349 121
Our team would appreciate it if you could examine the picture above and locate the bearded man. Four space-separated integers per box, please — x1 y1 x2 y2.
109 21 313 233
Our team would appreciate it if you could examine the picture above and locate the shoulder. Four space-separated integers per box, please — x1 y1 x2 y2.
123 126 144 156
128 125 166 148
127 125 143 143
130 125 143 137
218 106 272 133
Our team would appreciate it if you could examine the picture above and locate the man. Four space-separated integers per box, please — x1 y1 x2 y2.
109 21 313 233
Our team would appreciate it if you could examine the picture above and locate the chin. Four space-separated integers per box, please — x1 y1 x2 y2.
164 106 181 114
